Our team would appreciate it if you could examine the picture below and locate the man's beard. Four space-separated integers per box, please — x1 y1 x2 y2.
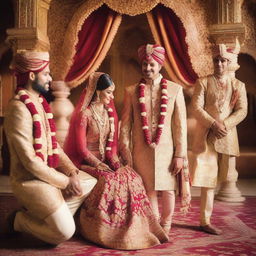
32 79 49 95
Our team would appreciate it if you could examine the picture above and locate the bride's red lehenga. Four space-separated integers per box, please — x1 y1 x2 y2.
64 72 168 250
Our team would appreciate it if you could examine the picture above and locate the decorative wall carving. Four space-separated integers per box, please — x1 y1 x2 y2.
48 0 83 80
6 0 51 53
217 0 244 24
209 0 246 58
241 1 256 59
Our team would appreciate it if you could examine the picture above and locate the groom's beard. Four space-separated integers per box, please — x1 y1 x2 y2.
32 78 49 95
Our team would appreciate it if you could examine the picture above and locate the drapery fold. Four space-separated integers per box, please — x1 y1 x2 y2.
64 4 198 88
147 5 198 86
65 5 122 87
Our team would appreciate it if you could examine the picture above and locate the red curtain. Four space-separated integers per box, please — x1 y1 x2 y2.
148 4 198 85
65 4 197 87
65 5 121 86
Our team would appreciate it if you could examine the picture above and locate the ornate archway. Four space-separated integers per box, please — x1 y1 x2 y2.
48 0 212 88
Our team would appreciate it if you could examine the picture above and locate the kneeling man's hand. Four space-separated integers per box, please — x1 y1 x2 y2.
64 173 83 198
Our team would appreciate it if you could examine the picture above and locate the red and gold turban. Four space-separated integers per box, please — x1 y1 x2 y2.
138 44 165 65
11 51 50 86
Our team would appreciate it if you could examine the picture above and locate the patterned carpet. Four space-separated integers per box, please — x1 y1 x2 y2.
0 197 256 256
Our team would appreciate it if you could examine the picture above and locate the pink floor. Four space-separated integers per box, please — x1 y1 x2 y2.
0 197 256 256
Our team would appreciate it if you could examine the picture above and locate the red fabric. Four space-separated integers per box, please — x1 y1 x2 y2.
151 4 198 84
64 84 119 169
64 87 88 168
15 87 59 168
65 5 116 82
74 111 96 168
79 165 168 249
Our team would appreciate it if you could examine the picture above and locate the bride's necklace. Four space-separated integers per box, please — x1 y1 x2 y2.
90 103 107 127
89 103 119 170
90 103 107 160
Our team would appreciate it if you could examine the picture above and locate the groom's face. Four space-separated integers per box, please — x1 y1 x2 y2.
31 65 52 94
141 59 162 80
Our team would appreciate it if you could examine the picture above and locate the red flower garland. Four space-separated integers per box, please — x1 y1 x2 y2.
16 87 59 168
105 107 121 171
138 78 169 148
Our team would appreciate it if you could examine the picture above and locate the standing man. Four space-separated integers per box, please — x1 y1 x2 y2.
190 43 247 235
4 51 96 244
119 44 190 234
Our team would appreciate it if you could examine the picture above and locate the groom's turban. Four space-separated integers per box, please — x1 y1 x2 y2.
11 51 50 86
138 44 165 65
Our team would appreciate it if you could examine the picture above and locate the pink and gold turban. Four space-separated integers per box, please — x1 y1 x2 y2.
11 51 50 86
138 44 165 65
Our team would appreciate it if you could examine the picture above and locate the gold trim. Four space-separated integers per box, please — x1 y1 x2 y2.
60 1 104 83
66 13 122 88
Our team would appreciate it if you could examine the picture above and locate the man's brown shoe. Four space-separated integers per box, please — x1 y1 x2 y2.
200 224 222 235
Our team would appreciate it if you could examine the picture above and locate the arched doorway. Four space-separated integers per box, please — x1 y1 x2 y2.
69 13 170 115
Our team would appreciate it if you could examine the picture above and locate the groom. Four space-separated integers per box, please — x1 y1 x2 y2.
119 44 189 234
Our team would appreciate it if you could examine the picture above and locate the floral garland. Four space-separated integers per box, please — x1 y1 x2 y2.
16 87 59 168
138 78 168 148
105 107 121 171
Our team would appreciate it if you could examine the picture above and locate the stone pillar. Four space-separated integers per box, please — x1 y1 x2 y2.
50 81 74 147
210 0 245 202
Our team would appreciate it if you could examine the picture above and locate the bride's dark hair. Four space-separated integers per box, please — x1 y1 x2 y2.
96 74 113 90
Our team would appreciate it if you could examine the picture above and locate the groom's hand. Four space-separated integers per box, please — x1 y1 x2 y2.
170 157 184 176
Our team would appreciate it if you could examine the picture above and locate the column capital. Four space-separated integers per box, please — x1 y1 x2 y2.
6 0 52 53
209 23 245 46
209 0 245 46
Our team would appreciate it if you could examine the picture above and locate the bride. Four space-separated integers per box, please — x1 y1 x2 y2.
64 72 168 250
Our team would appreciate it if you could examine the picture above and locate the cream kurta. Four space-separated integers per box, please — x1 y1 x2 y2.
190 75 248 187
4 92 80 219
120 75 187 191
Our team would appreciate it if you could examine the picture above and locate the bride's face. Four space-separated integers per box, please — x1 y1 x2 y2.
99 83 115 106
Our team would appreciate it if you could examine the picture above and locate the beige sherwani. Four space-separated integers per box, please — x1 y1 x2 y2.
4 93 93 220
120 74 187 192
190 75 247 188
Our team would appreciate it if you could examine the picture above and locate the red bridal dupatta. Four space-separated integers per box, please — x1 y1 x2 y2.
64 72 119 169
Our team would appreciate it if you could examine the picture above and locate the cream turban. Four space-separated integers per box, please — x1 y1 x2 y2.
212 44 239 62
138 44 165 65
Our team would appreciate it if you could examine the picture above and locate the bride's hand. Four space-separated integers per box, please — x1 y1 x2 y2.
97 162 113 172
